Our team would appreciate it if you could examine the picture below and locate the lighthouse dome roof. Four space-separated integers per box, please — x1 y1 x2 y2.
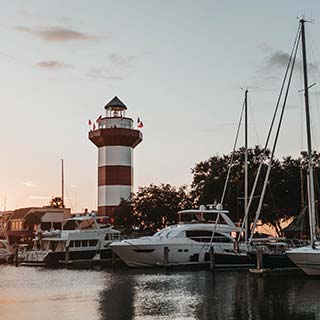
104 96 127 111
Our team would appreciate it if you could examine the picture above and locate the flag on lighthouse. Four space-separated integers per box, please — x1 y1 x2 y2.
137 117 144 128
88 119 92 126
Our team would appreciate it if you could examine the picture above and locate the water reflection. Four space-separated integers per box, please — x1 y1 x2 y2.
98 270 320 320
1 266 320 320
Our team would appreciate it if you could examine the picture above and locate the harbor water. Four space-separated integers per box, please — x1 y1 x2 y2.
1 265 320 320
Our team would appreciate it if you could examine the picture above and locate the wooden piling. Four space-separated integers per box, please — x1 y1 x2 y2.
256 247 263 270
65 246 70 264
209 246 215 271
14 245 19 267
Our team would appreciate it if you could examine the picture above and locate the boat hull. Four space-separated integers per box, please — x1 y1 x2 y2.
287 246 320 275
111 241 254 269
248 252 296 269
23 248 113 267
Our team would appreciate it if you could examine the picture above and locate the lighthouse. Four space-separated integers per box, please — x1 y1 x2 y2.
89 96 142 218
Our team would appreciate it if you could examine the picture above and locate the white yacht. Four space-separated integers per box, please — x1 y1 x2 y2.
110 206 254 268
22 212 121 267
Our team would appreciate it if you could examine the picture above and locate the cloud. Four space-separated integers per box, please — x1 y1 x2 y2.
260 49 318 74
108 53 137 69
88 52 151 81
265 51 291 69
36 60 72 69
15 25 96 42
22 181 37 188
87 67 123 81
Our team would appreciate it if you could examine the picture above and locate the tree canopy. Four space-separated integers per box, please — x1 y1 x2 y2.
114 146 319 237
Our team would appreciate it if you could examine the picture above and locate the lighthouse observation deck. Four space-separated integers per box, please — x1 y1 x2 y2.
88 120 142 148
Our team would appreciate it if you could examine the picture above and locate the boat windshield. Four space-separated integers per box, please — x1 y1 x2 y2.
179 212 219 223
153 226 179 238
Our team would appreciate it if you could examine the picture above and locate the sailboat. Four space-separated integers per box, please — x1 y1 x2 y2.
286 19 320 275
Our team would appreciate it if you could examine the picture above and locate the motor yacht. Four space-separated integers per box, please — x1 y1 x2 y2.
110 206 254 268
22 212 121 267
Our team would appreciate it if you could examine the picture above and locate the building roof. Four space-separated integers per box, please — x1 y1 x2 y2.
41 211 65 223
10 208 32 220
104 96 127 110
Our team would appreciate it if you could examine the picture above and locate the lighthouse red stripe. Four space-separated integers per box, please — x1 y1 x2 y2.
98 205 118 217
89 128 142 148
98 166 132 186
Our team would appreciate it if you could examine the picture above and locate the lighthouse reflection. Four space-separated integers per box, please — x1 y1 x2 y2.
98 270 320 320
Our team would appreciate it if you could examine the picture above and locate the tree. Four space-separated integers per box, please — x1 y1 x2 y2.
190 146 308 236
113 197 136 231
23 213 42 231
49 197 64 208
131 184 192 233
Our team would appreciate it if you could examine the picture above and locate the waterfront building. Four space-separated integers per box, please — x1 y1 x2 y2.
4 206 71 244
89 97 143 219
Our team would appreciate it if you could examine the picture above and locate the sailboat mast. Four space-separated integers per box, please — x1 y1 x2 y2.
300 19 317 246
244 89 249 245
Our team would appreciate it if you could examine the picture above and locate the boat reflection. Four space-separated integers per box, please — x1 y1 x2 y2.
98 270 320 320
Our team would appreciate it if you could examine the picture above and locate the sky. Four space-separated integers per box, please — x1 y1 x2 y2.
1 0 320 212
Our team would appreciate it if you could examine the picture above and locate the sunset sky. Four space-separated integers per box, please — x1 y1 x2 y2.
1 0 320 211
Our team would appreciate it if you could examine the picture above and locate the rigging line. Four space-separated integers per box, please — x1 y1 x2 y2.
299 40 305 152
220 98 245 205
249 28 301 244
64 185 74 213
210 97 246 247
236 24 302 244
305 30 320 148
248 95 260 145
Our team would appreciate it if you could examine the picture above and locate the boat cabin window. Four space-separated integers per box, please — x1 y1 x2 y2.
153 227 176 238
49 241 57 252
63 220 78 230
81 240 88 247
179 212 220 223
185 230 233 243
89 240 98 246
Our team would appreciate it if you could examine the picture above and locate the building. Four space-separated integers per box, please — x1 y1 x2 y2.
5 207 71 244
89 96 143 218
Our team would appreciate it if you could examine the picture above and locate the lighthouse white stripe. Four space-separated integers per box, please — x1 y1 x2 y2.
98 146 132 167
98 185 132 206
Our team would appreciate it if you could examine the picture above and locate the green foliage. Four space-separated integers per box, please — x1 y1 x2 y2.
50 197 64 208
132 184 192 232
190 146 316 236
115 184 192 233
113 197 136 231
113 146 319 237
23 213 42 231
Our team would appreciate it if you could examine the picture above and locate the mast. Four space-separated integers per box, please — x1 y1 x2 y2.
300 19 317 246
244 89 249 245
61 159 64 207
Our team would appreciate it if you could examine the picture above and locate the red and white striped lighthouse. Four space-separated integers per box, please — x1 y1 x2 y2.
89 96 142 217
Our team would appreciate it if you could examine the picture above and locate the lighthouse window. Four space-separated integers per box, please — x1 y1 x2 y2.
75 240 81 247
